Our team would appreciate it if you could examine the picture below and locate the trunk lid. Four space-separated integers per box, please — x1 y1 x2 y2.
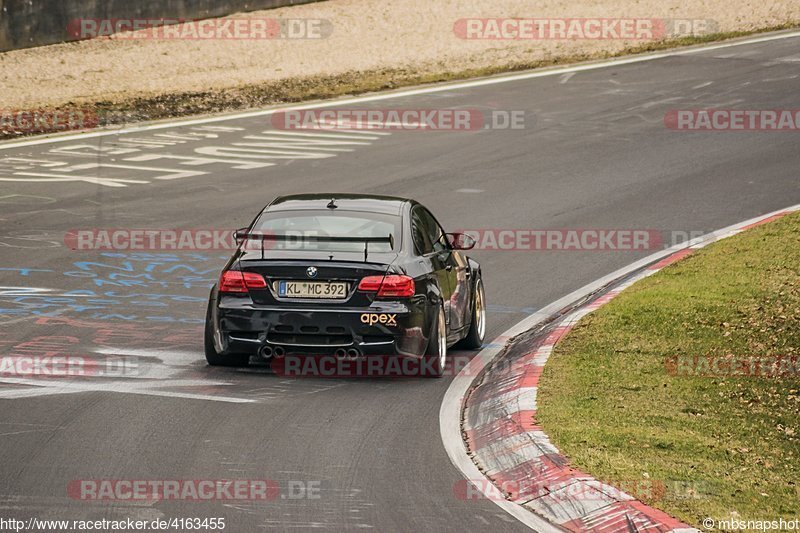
237 250 398 307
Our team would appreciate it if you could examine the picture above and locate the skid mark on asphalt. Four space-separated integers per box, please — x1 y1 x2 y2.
0 194 56 205
0 421 60 437
0 495 164 523
0 230 62 249
256 487 375 529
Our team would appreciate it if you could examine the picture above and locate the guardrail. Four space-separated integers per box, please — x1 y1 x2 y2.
0 0 323 52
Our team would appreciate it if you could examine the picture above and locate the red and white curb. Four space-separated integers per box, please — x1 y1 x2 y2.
440 205 800 532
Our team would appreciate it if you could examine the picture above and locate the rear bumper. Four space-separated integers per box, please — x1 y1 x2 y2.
211 297 432 357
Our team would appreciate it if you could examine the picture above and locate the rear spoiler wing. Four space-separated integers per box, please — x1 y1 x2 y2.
235 232 395 262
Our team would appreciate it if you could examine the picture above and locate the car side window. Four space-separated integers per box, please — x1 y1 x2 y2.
411 207 434 255
418 207 448 254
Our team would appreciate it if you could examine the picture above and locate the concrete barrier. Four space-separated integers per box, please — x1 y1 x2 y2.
0 0 323 52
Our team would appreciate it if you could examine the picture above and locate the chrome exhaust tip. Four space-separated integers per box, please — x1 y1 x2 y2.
273 346 286 358
346 348 360 359
259 345 273 359
334 348 347 358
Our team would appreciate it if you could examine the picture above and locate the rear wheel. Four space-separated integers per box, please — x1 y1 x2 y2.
204 303 250 367
459 277 486 350
424 305 447 378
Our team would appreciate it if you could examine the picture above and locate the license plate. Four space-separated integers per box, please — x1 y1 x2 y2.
277 281 348 299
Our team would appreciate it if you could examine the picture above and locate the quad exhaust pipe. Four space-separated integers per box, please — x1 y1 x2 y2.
260 345 285 359
334 348 361 360
265 346 360 360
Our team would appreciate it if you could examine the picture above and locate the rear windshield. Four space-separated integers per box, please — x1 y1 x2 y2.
251 209 400 253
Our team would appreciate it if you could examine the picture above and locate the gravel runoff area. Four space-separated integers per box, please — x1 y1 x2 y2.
0 0 798 120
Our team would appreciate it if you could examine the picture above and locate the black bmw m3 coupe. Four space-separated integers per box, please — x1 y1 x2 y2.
205 194 486 377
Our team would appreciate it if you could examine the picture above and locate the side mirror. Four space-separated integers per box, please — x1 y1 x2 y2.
446 232 476 251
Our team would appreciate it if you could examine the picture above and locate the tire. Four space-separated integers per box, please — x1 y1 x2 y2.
459 277 486 350
424 305 447 378
204 303 250 367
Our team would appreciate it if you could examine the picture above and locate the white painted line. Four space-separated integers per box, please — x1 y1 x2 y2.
1 30 799 151
559 72 576 85
0 376 255 403
94 347 199 359
440 203 800 530
0 386 86 399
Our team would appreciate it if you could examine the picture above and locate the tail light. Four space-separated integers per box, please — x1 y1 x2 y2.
219 270 267 293
358 275 415 297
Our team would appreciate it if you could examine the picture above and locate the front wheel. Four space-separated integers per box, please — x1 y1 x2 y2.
459 277 486 350
424 305 447 378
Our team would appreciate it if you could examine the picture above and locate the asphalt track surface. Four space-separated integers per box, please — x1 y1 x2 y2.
1 34 799 532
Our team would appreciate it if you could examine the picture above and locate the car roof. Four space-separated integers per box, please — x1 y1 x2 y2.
264 194 411 215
